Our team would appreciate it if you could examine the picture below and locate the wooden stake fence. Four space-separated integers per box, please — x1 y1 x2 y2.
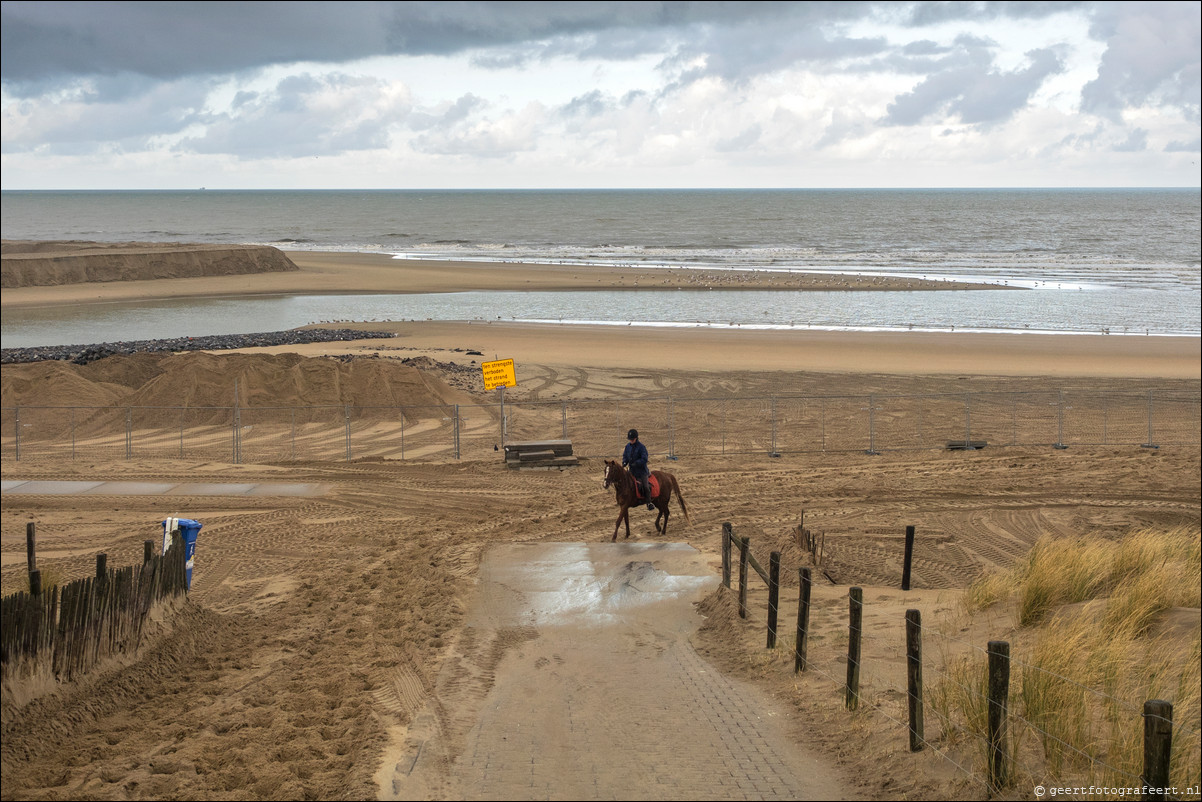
2 533 189 685
720 520 1184 796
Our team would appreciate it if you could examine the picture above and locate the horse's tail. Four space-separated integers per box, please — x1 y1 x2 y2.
671 474 690 524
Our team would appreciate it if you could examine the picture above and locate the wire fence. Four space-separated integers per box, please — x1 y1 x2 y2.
2 388 1198 464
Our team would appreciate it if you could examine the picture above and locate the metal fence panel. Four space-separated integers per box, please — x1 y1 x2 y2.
2 390 1197 464
874 394 969 451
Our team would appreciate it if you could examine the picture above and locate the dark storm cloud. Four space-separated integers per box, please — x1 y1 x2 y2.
0 1 794 89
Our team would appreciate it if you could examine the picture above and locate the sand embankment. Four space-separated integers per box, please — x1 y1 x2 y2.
0 241 298 288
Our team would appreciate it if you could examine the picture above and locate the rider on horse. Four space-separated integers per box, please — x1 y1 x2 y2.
623 429 656 510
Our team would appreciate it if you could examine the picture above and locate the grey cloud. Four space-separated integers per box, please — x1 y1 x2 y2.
1081 2 1201 121
177 73 409 158
903 1 1084 27
1164 138 1201 152
884 45 1065 126
1 79 211 153
0 1 794 88
715 124 762 152
1112 127 1148 152
560 90 612 118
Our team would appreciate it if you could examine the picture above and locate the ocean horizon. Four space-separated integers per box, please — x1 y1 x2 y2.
2 188 1199 344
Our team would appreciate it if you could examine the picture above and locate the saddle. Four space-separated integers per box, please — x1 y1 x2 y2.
636 474 661 503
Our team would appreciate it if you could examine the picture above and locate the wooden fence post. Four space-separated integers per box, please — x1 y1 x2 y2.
738 535 750 619
846 586 863 710
905 609 924 751
144 539 154 565
1142 700 1173 801
987 640 1011 790
26 521 37 574
722 522 732 588
795 567 811 673
29 569 42 596
96 552 107 581
767 551 781 648
902 525 915 591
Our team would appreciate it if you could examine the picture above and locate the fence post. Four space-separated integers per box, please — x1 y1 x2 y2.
902 525 915 591
866 395 879 455
561 400 567 440
1054 390 1068 449
144 539 154 565
846 587 863 710
29 569 42 595
770 397 780 457
963 393 971 448
795 567 812 673
987 640 1011 790
738 535 750 619
1142 700 1173 801
126 407 133 459
905 609 924 752
721 522 732 588
27 521 37 574
1142 390 1159 449
767 551 781 648
668 397 676 459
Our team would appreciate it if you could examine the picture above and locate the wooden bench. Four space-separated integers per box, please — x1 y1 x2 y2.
504 440 579 470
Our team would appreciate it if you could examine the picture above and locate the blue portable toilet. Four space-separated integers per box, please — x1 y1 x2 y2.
162 517 202 588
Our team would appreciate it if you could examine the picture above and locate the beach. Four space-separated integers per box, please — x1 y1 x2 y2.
2 246 1199 801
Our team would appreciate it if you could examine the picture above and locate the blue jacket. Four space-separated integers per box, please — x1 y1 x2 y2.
622 440 649 478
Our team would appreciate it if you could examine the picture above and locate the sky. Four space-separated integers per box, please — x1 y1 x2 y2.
1 1 1199 189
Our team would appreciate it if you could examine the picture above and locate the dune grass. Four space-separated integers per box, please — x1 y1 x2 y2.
931 527 1201 797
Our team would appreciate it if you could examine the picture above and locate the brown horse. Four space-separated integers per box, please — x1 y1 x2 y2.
602 460 690 542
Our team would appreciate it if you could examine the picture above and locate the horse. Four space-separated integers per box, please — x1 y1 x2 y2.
602 459 690 542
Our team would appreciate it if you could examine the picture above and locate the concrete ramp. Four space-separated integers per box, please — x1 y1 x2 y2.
383 542 852 801
2 480 328 497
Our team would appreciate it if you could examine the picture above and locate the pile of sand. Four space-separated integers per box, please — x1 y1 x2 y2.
0 351 477 411
0 241 298 287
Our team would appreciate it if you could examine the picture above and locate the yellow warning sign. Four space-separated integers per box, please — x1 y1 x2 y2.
481 358 516 390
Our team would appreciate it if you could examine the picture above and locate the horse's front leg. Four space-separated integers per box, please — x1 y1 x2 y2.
612 506 626 542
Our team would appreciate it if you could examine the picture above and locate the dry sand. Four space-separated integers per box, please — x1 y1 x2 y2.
1 247 1199 801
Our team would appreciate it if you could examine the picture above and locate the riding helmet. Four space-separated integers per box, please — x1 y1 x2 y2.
627 428 639 439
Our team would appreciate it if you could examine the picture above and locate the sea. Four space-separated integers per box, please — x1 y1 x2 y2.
2 189 1199 348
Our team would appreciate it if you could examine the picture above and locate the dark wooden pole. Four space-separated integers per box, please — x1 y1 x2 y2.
722 522 732 588
1142 700 1173 801
987 640 1011 790
767 551 781 648
738 535 750 619
846 586 863 710
795 567 812 673
96 552 108 581
901 525 915 590
26 521 37 574
144 539 154 565
29 568 42 596
905 609 924 751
